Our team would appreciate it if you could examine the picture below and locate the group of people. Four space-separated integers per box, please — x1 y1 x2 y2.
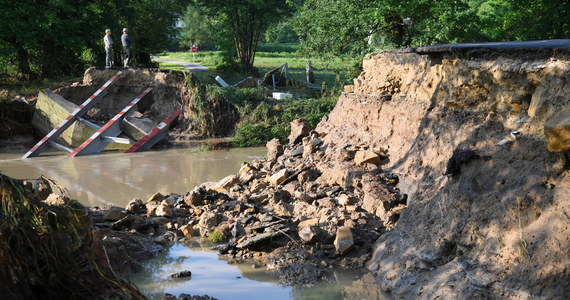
104 28 132 68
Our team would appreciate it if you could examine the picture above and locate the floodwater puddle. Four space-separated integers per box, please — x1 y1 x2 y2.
131 240 383 300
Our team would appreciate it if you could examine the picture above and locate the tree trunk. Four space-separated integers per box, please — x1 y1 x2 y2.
15 48 31 80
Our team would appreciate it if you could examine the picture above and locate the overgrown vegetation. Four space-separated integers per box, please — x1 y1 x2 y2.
0 174 142 299
184 71 337 147
207 231 225 243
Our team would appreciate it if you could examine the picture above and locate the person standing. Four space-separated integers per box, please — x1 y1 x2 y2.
104 29 113 67
121 28 132 68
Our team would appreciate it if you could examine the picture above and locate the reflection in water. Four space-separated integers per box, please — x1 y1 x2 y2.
0 147 266 207
132 241 385 300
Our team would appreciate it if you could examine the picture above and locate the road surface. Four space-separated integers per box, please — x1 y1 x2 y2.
152 56 208 71
401 39 570 54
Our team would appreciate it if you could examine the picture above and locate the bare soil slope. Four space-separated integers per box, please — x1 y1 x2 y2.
316 50 570 298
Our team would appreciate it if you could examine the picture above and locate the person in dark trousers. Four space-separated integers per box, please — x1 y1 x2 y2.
121 28 132 67
104 29 113 67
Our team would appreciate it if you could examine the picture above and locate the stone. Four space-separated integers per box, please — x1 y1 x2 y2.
266 138 284 162
238 163 253 175
155 203 173 218
162 293 177 300
213 175 240 193
147 192 165 203
274 202 294 216
337 194 352 206
163 194 179 206
271 189 291 204
268 169 289 185
298 226 319 244
44 193 67 206
545 105 570 152
290 146 304 157
125 198 145 213
288 119 311 145
170 270 192 278
298 218 319 228
354 150 381 166
333 226 355 255
184 189 203 206
103 207 127 222
198 212 220 237
310 138 322 146
344 85 355 93
528 86 548 118
302 136 316 158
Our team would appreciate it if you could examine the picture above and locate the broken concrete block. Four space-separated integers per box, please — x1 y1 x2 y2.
268 169 289 185
122 116 154 141
334 226 355 255
354 150 381 166
545 105 570 152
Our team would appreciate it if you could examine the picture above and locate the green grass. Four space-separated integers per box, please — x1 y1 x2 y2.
0 75 81 96
156 43 360 88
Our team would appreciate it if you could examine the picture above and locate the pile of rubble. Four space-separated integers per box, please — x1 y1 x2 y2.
94 119 408 285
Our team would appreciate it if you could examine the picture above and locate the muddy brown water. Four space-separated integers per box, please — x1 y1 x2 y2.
0 147 388 300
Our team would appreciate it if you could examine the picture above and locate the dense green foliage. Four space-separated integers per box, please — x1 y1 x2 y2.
0 0 188 79
294 0 570 58
232 96 337 147
4 0 569 82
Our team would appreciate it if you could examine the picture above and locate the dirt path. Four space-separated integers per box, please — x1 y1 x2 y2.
152 56 208 72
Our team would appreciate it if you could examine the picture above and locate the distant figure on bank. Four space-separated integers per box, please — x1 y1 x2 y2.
104 29 113 67
121 28 132 67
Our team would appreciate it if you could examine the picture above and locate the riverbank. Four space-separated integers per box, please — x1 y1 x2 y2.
88 119 401 290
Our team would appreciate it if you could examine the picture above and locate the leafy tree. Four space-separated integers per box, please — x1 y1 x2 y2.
264 19 299 43
293 0 379 58
195 0 294 72
180 2 222 50
0 0 188 79
294 0 482 57
500 0 570 40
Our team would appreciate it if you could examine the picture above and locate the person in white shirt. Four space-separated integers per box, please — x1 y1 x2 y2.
104 29 113 67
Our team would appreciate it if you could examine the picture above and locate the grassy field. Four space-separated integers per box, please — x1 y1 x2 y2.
156 43 361 89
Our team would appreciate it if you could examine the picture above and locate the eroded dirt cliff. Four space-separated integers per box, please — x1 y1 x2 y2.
317 49 570 298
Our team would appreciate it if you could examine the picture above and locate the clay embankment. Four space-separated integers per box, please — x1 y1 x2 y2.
318 48 570 298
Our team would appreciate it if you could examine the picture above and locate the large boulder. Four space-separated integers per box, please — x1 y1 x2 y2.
545 105 570 152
